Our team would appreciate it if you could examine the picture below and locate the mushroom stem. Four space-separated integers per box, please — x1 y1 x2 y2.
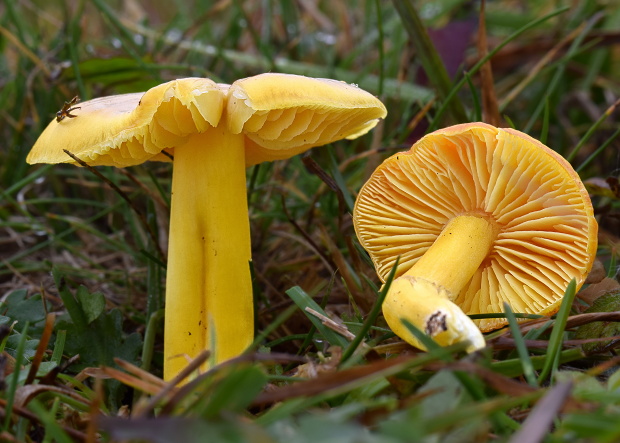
164 128 253 380
382 214 497 352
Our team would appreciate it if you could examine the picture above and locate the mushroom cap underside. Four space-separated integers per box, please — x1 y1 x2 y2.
27 74 387 168
353 122 598 332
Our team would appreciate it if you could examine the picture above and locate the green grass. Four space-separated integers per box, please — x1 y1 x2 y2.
1 0 620 441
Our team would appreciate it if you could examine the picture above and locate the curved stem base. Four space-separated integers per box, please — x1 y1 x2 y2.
383 214 498 352
383 276 485 352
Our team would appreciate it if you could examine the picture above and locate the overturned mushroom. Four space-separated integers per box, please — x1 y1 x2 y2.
28 74 387 379
353 122 597 351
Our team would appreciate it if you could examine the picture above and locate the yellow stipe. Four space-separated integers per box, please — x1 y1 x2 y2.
164 129 253 380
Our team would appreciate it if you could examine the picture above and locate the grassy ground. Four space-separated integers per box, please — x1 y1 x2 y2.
1 0 620 441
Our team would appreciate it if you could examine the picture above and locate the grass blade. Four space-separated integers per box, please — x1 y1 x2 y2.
524 14 602 134
464 71 482 122
538 279 577 383
374 0 385 96
576 127 620 173
402 318 517 433
540 98 550 145
340 257 399 365
492 348 584 379
247 304 298 353
392 0 467 123
567 98 620 163
400 318 441 352
510 382 573 443
2 323 29 432
504 302 537 387
286 286 350 349
429 6 570 131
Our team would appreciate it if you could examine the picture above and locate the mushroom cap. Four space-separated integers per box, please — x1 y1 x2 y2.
353 122 598 331
27 78 225 167
226 73 387 166
27 73 387 168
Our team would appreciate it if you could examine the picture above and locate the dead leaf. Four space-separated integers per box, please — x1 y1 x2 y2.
584 260 607 284
14 384 90 409
584 177 620 199
510 382 573 443
578 277 620 307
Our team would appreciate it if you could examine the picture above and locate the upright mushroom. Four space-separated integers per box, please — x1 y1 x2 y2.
353 123 597 351
28 74 387 379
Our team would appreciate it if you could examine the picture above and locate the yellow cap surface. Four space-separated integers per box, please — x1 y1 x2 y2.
28 74 386 168
27 78 224 167
227 73 387 165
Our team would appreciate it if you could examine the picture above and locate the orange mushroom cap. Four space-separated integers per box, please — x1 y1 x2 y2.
354 122 598 332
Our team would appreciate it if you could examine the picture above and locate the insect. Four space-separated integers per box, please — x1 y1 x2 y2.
56 96 81 122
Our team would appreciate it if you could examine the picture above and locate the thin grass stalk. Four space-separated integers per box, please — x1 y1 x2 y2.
286 286 350 349
392 0 467 123
232 0 276 72
538 279 578 383
523 321 553 344
2 0 27 41
124 22 431 101
464 71 482 121
41 399 61 443
429 6 570 132
247 304 298 353
2 323 29 432
1 158 67 223
540 98 550 145
477 0 501 126
510 382 573 443
145 220 163 320
499 24 584 111
25 313 55 385
393 320 517 433
504 303 537 387
2 199 128 268
292 278 335 359
567 98 620 162
141 309 164 373
469 313 545 320
576 127 620 173
51 330 66 366
340 257 399 365
492 347 583 379
145 168 171 207
264 333 309 348
27 400 74 443
524 13 603 133
374 0 385 97
63 150 164 261
607 255 618 279
67 1 86 98
422 393 537 435
401 318 441 352
581 47 607 91
89 0 153 75
256 345 467 426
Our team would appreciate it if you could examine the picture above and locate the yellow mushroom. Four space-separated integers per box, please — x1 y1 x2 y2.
28 74 387 379
353 122 597 352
